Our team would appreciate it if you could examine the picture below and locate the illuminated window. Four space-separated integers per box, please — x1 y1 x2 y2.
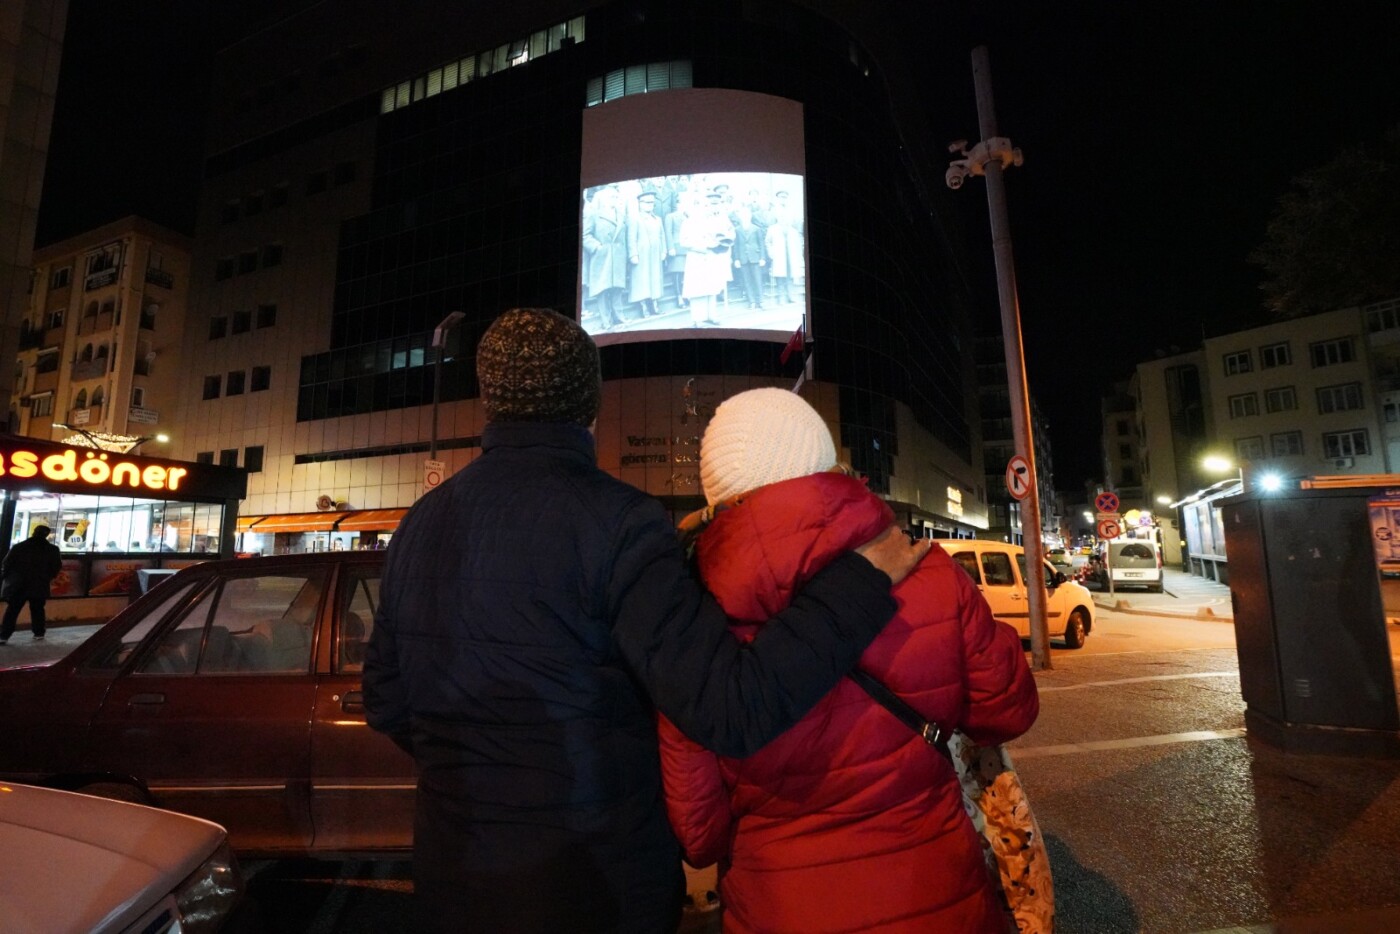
586 61 692 107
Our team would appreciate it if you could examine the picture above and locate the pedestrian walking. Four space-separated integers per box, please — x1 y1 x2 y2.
361 308 929 934
0 525 62 644
660 388 1040 933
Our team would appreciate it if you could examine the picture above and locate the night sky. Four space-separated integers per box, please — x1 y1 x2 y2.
37 0 1400 488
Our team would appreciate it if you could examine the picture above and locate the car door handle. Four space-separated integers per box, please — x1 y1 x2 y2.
1009 594 1024 601
129 693 166 706
341 691 365 714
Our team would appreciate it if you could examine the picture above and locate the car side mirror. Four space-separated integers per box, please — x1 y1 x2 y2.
1052 571 1067 586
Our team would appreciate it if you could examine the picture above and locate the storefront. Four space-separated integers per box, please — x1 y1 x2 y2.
237 507 408 555
0 435 247 615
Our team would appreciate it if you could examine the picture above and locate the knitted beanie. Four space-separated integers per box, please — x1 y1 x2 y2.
477 308 602 425
700 387 837 506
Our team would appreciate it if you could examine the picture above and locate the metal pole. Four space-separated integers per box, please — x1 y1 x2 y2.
430 342 443 461
973 46 1052 670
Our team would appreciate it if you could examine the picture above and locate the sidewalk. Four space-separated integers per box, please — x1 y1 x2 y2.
1089 566 1234 621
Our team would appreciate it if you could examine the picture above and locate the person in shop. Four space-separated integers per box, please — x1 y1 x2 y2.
658 388 1039 933
0 525 63 644
362 307 929 934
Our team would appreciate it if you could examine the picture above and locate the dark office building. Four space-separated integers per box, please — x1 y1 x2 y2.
175 0 988 542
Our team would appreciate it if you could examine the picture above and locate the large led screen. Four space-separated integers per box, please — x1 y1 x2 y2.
580 90 807 346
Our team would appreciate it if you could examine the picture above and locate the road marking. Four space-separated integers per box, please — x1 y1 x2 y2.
1037 671 1238 692
1013 727 1246 760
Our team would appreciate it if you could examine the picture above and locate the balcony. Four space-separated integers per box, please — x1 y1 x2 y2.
84 268 118 291
76 311 115 336
67 405 103 427
144 267 174 289
71 357 108 381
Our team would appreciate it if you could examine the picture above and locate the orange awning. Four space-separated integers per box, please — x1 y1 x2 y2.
246 511 351 533
235 515 267 533
334 508 409 532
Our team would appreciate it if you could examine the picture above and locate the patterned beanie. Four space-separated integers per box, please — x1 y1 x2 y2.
700 387 837 506
477 308 601 425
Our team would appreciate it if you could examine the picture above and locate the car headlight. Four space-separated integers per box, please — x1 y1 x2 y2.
171 839 245 933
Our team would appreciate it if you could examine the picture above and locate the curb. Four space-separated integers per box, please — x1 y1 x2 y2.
1091 599 1234 624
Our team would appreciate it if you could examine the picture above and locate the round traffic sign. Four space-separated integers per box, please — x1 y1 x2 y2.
1097 518 1122 540
1094 491 1120 514
1005 455 1032 501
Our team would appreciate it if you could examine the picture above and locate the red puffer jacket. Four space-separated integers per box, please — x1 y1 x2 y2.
659 472 1039 933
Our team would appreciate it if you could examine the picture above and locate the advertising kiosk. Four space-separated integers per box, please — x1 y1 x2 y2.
0 435 247 619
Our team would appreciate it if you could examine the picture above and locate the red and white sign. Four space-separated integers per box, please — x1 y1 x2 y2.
423 459 446 492
1094 491 1120 514
1005 455 1032 501
1097 518 1122 540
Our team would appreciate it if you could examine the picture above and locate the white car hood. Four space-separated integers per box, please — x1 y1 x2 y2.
0 783 225 934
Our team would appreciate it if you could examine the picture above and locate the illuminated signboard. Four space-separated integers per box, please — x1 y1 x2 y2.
0 436 247 500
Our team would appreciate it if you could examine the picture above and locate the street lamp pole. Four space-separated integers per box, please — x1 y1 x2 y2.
430 311 466 461
948 46 1051 670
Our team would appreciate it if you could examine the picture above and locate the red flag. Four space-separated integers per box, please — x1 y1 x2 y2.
779 325 805 364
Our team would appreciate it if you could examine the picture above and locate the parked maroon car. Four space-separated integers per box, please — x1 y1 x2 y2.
0 551 414 857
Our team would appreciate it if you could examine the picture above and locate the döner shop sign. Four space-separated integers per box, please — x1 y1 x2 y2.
0 435 247 500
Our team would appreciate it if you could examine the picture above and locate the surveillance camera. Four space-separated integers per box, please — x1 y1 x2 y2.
945 166 965 190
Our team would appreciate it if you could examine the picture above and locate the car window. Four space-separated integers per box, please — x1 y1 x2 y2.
981 552 1016 587
949 551 981 584
1119 544 1154 560
86 581 200 671
338 566 380 674
137 570 328 675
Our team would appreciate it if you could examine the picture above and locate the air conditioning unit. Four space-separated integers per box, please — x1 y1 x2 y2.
1331 457 1355 469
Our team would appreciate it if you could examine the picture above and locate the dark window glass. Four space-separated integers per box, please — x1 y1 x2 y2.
216 258 234 280
202 375 221 400
269 183 289 208
196 451 215 465
334 161 357 185
209 316 228 340
244 193 263 216
251 365 272 391
244 445 264 473
257 303 277 328
238 252 258 274
226 371 246 396
219 449 239 467
306 171 328 195
221 202 239 224
232 309 252 334
262 244 283 267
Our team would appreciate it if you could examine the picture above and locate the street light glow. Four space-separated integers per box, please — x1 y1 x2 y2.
1155 495 1172 505
1259 473 1283 492
1202 455 1234 473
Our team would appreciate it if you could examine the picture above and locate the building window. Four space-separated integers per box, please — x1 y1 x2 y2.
30 394 53 417
140 302 157 330
49 266 71 289
36 351 59 374
1323 430 1369 458
131 387 145 407
1228 393 1259 418
1316 382 1364 414
262 244 283 268
91 386 104 407
1264 386 1297 413
209 316 228 340
1234 436 1265 460
586 60 692 107
203 375 222 400
237 251 258 274
1271 431 1304 456
256 303 277 328
232 309 252 334
1309 337 1356 368
305 170 328 195
1118 443 1131 458
251 365 272 391
244 445 264 473
226 370 246 396
333 161 357 186
269 183 289 208
45 309 64 330
196 451 215 465
219 449 239 468
1386 401 1400 423
216 258 234 281
1259 342 1291 368
1365 299 1400 333
1223 351 1252 376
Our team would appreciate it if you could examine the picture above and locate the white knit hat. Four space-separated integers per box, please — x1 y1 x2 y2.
700 387 837 506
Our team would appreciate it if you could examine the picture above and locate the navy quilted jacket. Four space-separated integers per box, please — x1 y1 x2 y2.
363 421 896 933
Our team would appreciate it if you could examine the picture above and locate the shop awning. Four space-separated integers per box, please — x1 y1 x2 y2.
246 511 351 533
334 508 409 532
235 515 267 533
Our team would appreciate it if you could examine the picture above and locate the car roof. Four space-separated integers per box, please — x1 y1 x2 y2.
0 783 227 933
935 540 1025 554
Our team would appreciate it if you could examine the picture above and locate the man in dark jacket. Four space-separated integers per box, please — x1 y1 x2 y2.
0 525 62 644
364 307 927 934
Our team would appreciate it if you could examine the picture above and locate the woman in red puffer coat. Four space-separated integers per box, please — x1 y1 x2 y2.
660 387 1039 934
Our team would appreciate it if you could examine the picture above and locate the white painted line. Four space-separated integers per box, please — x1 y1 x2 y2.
1037 671 1238 692
1013 727 1247 760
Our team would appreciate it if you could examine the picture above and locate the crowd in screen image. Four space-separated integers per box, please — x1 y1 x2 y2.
579 173 806 336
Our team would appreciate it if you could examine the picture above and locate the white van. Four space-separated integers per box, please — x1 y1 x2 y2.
1102 540 1163 592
